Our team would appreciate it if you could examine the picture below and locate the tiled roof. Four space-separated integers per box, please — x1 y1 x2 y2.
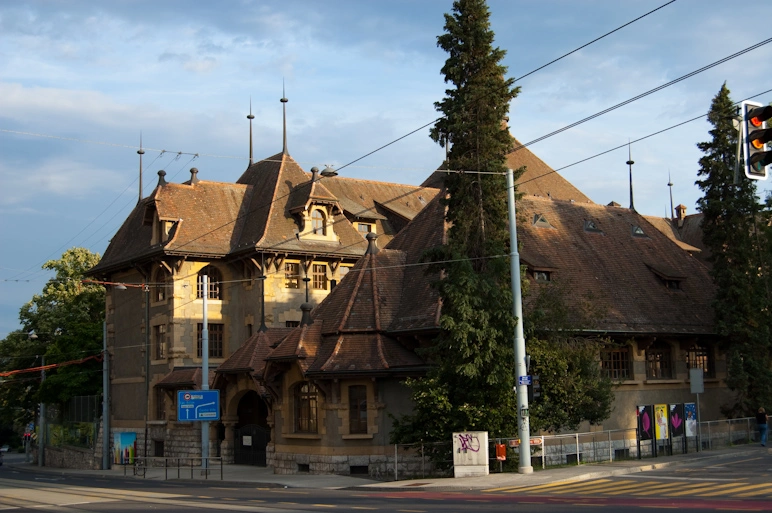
91 153 440 275
155 367 215 389
517 197 715 335
643 215 702 254
421 139 593 204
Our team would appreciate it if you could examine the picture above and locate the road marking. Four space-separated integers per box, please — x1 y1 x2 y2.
662 482 740 496
733 484 772 497
351 507 377 510
485 478 614 493
701 483 771 496
630 482 709 496
707 456 762 467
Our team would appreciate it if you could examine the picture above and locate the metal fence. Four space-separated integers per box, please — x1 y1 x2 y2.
126 457 224 480
378 416 760 481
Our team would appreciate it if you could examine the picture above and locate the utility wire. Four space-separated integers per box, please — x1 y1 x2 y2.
514 0 676 83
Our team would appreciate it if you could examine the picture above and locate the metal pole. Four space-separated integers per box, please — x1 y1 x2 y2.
144 286 150 460
202 275 209 471
38 355 45 467
697 392 702 452
506 168 532 474
102 321 110 470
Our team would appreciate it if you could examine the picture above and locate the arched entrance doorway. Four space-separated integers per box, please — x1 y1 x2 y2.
234 390 270 466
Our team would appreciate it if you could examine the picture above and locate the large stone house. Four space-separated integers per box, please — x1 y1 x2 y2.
90 115 728 472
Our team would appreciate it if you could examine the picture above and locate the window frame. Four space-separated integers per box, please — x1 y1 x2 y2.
153 324 167 360
153 267 171 302
646 342 673 379
686 344 715 379
311 209 326 235
294 382 318 433
600 346 632 380
348 385 368 434
196 266 222 300
284 262 301 289
197 322 224 358
312 264 328 290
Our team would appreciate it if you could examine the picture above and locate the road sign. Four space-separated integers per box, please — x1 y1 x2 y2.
177 390 220 421
518 375 532 386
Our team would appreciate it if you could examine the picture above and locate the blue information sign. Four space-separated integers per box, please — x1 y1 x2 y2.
518 375 532 386
177 390 220 421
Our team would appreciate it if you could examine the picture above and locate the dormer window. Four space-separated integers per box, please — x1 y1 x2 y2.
357 223 373 235
311 209 326 235
645 263 685 291
532 214 553 229
534 271 551 283
632 225 647 238
584 220 603 234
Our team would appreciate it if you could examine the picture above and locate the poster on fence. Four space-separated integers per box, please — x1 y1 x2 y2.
684 403 697 437
669 403 685 437
113 432 136 465
637 405 654 440
655 404 669 440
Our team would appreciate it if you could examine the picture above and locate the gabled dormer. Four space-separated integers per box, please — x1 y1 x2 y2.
287 167 341 242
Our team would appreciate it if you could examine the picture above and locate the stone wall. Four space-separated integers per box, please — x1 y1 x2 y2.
44 445 100 470
270 450 430 478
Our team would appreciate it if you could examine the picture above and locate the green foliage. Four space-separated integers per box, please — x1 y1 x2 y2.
0 248 104 423
695 84 772 414
524 279 614 432
392 0 520 447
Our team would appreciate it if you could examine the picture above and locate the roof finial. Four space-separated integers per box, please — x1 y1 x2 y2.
247 97 255 166
626 140 635 212
258 252 268 332
365 232 379 255
280 80 289 156
667 170 674 221
137 132 145 204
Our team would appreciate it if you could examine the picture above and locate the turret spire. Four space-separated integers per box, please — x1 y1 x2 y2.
247 97 255 166
281 81 289 156
137 132 145 204
626 141 635 212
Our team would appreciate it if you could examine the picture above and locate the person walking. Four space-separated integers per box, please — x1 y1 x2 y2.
756 407 769 446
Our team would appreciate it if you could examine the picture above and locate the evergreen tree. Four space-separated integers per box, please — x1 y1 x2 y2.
695 83 772 415
391 0 520 446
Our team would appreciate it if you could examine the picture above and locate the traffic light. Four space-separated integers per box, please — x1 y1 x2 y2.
741 101 772 180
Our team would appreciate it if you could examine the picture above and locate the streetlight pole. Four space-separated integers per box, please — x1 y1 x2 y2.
38 354 45 467
144 285 150 461
506 168 532 474
201 275 209 471
102 320 110 469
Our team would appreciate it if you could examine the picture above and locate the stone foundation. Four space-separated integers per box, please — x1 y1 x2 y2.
269 450 431 478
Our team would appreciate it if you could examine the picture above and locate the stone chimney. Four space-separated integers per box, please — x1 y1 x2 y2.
675 204 687 228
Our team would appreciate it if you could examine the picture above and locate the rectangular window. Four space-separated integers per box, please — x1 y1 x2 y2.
600 347 631 380
349 385 368 434
687 344 715 379
197 323 224 358
312 264 327 290
155 388 166 420
285 321 300 328
646 344 673 379
285 262 300 289
358 223 373 234
153 324 167 360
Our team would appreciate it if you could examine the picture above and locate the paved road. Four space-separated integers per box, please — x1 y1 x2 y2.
481 450 772 511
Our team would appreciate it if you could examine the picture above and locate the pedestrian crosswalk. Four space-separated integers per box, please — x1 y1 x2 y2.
484 478 772 498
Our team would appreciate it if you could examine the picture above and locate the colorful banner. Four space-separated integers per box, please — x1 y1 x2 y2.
638 405 654 440
113 432 136 465
669 403 685 437
685 403 697 437
655 404 669 440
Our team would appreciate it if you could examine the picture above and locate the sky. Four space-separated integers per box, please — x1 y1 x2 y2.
2 0 772 339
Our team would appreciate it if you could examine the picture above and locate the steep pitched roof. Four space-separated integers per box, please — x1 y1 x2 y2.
90 176 249 274
421 139 592 204
155 367 215 389
215 329 292 379
517 198 715 335
234 153 366 257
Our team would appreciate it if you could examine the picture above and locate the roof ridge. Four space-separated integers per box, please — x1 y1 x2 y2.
323 174 440 190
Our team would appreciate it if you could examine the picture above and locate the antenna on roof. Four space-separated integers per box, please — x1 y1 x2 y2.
667 170 674 221
626 140 635 212
247 97 255 166
137 132 145 205
280 80 289 156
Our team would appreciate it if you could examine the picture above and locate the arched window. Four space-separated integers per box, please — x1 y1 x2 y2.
294 382 318 433
153 267 171 302
311 209 326 235
197 266 222 300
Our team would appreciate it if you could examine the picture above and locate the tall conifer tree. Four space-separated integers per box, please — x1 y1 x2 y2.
696 84 772 413
392 0 520 444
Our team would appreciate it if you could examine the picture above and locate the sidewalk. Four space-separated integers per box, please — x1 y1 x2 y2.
4 445 763 491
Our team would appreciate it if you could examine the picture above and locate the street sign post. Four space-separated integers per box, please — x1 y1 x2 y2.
177 390 220 421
